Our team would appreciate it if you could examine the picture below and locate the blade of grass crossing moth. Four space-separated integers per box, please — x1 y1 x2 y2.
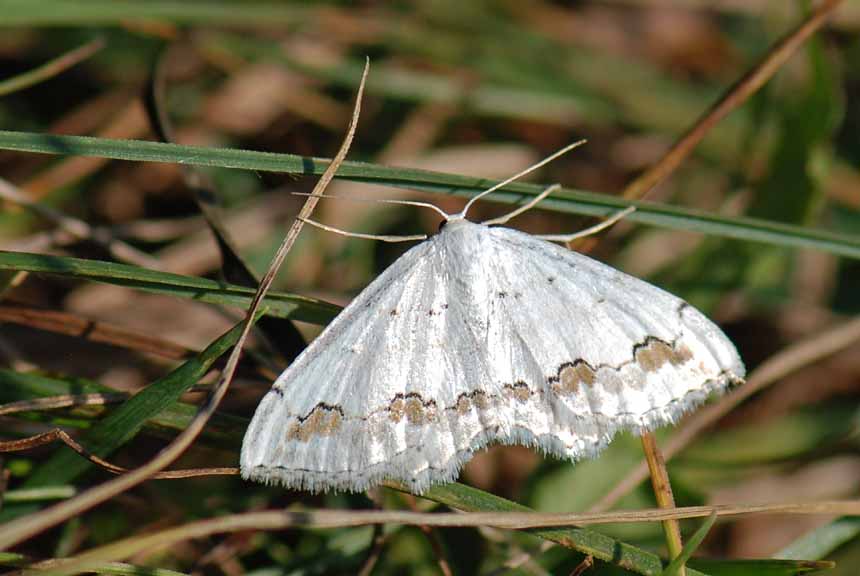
661 511 717 576
0 129 858 259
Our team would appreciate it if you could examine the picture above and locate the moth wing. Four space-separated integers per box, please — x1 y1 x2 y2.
474 226 744 457
241 236 485 493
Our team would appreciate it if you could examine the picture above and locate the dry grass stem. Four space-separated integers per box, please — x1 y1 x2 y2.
0 39 105 98
570 555 594 576
640 433 685 575
621 0 844 201
356 525 388 576
401 493 454 576
0 394 127 417
33 500 860 574
0 305 192 360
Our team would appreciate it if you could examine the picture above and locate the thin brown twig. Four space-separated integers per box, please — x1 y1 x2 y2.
356 525 388 576
0 271 27 300
401 493 454 576
0 393 126 416
0 304 278 380
621 0 843 201
0 428 238 479
0 304 191 360
115 499 860 527
591 314 860 513
640 433 685 576
0 430 76 453
0 59 370 553
0 38 106 98
194 531 255 576
32 499 860 574
0 386 222 417
569 555 593 576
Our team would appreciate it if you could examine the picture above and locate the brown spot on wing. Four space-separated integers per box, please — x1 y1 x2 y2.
634 339 693 372
287 404 343 442
472 390 490 409
389 393 437 424
404 397 425 424
389 397 405 422
503 381 531 403
456 396 471 414
552 361 596 395
455 390 491 414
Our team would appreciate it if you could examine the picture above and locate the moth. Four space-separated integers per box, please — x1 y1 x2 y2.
240 146 745 493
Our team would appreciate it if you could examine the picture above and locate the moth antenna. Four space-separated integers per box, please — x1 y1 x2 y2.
481 184 561 226
292 192 449 218
298 216 428 243
456 139 586 220
538 205 636 242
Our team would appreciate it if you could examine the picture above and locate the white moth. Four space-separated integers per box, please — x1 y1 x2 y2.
241 155 745 494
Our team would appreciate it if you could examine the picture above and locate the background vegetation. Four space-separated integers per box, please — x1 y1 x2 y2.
0 1 858 574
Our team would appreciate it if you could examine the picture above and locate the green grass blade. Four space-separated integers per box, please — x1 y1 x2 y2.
0 251 339 325
687 559 835 575
21 321 245 488
662 511 717 576
0 368 103 398
0 130 858 259
415 482 710 576
0 369 247 446
420 483 835 576
0 0 305 26
776 517 860 561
